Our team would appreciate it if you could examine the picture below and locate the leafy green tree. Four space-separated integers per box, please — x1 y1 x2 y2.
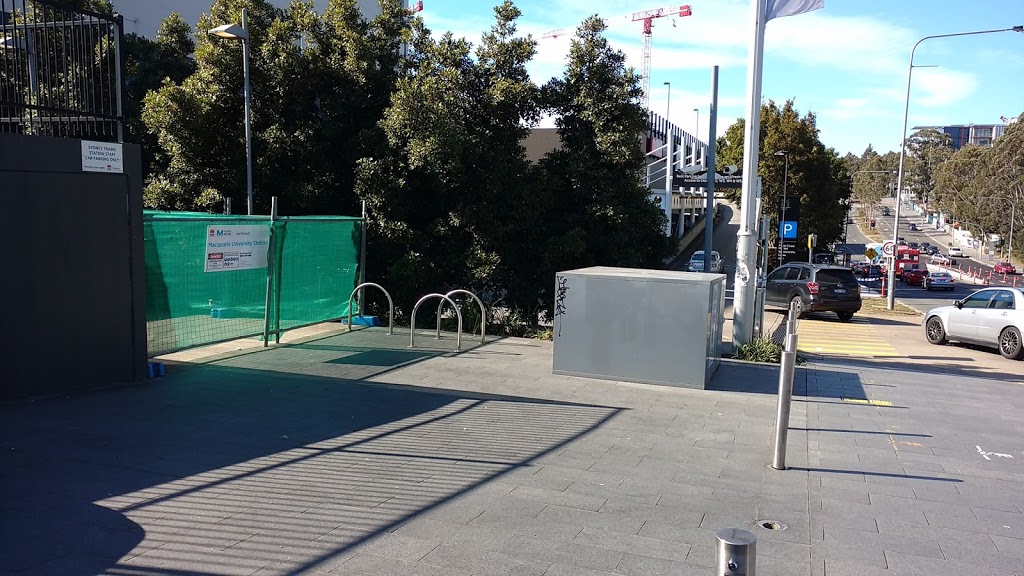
123 14 196 178
142 0 411 213
537 16 672 274
905 128 953 204
717 99 851 253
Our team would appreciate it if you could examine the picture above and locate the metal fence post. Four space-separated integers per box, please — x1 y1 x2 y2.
359 200 367 317
262 196 278 347
772 333 798 470
715 528 756 575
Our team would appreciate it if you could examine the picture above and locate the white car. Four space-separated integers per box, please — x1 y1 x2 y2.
688 251 723 273
948 247 965 257
930 254 953 266
924 287 1024 359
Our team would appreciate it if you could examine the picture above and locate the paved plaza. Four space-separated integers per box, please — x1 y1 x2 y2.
2 323 1024 575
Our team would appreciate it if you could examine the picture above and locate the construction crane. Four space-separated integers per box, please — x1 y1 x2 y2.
541 5 692 111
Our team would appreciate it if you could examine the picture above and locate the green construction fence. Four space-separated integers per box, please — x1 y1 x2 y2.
144 211 362 357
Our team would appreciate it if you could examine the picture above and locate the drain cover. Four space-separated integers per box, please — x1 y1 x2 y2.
759 520 788 531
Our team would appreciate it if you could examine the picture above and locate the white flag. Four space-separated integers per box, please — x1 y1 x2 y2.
766 0 824 21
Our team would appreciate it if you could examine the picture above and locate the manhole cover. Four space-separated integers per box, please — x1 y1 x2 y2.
759 520 787 531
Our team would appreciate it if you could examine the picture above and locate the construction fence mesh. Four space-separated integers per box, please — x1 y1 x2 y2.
144 211 361 356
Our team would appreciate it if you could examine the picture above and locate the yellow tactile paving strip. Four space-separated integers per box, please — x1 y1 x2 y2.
796 316 902 357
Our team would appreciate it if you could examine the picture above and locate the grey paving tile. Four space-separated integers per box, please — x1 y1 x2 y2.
572 528 689 562
330 553 474 576
992 534 1024 559
541 563 615 576
874 516 999 551
420 543 550 576
938 540 1024 572
612 552 706 576
534 505 645 535
498 534 623 573
509 485 607 512
868 493 977 519
824 525 943 560
884 550 999 576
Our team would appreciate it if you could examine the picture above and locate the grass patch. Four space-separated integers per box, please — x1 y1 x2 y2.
854 208 885 242
859 296 922 317
733 337 783 364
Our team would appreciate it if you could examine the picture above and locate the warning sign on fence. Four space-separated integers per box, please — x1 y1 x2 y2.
205 225 271 272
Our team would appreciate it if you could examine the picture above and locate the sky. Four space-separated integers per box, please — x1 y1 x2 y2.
417 0 1024 156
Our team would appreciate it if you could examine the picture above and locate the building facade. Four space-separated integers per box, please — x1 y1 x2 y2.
913 121 1014 151
116 0 391 38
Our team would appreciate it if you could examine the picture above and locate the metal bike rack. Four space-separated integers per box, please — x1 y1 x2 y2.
435 289 486 344
347 282 394 335
411 293 462 351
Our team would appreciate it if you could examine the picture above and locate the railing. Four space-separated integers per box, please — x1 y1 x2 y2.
435 289 485 344
0 0 124 141
347 283 394 335
410 293 462 351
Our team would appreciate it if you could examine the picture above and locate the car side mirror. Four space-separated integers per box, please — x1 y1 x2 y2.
954 300 963 309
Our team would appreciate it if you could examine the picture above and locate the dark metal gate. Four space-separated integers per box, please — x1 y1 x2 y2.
0 0 124 141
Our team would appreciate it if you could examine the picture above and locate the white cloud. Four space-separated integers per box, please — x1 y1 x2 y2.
912 68 978 108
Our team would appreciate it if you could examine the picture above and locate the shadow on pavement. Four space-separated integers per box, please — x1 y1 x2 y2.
1 336 620 575
790 467 962 483
808 354 1024 384
710 361 871 403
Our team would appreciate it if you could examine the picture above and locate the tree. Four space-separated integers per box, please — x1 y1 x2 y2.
905 128 953 204
123 14 196 178
537 15 672 287
717 100 851 252
142 0 412 213
355 2 541 317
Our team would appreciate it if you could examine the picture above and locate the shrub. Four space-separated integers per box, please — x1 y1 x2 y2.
733 337 783 364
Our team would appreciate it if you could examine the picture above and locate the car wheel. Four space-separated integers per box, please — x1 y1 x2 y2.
789 296 805 319
925 316 947 345
998 327 1024 360
836 311 854 322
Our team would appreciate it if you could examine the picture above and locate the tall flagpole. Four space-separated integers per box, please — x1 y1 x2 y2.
732 0 767 347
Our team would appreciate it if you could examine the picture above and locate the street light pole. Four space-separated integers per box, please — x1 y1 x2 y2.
694 107 700 143
241 8 253 216
775 150 789 267
888 25 1023 310
664 82 671 126
209 9 254 215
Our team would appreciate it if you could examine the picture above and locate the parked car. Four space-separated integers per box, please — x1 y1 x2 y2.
930 254 954 266
924 288 1024 359
688 250 724 273
850 262 867 274
902 268 928 286
925 272 955 291
765 263 862 321
948 247 965 257
994 262 1017 275
860 264 883 278
908 223 918 231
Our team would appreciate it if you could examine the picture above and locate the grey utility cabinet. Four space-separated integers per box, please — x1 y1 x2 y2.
552 266 725 389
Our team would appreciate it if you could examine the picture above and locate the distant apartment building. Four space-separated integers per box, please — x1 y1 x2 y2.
115 0 395 38
912 118 1016 151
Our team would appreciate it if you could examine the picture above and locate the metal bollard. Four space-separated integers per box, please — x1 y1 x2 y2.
715 528 756 576
771 338 797 470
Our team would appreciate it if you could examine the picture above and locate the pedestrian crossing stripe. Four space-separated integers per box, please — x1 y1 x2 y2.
795 319 901 357
842 398 893 407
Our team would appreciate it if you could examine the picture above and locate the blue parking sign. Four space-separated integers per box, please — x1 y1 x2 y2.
779 221 797 239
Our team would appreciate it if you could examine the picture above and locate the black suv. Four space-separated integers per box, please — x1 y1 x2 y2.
765 263 862 321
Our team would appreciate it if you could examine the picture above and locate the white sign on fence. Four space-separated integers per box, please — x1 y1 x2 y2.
205 225 271 272
81 140 124 173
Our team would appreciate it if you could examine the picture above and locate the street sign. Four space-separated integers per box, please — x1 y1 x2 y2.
780 221 797 239
674 173 744 189
881 241 895 257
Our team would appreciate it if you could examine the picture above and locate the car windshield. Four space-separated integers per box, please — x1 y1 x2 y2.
816 269 857 285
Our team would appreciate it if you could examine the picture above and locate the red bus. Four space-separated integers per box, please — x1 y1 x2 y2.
894 246 921 278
